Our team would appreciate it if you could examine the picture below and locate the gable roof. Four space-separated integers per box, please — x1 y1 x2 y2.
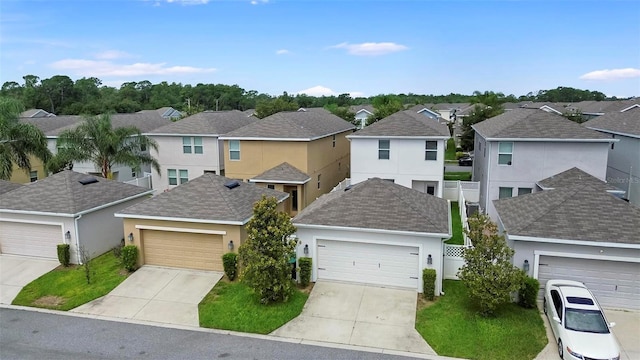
20 109 55 118
348 110 450 138
20 116 84 134
349 105 374 115
250 162 310 184
583 107 640 138
293 178 450 235
45 113 172 136
472 108 611 141
536 167 620 192
117 174 288 224
148 110 256 136
0 180 23 195
220 111 355 141
0 170 151 215
494 185 640 245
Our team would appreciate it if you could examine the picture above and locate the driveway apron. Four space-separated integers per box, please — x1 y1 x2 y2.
271 280 436 355
71 266 222 327
0 255 59 304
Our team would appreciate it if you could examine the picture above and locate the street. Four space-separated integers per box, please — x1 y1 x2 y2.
0 308 420 360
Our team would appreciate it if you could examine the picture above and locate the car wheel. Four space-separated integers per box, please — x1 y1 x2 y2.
558 339 563 359
543 298 547 314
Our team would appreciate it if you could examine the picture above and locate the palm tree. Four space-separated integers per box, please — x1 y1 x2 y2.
51 113 160 179
0 97 52 180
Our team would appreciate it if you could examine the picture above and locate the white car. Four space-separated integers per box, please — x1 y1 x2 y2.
544 279 620 360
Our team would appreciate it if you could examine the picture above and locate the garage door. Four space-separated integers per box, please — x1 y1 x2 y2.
538 256 640 310
0 221 61 259
142 230 223 271
317 239 419 289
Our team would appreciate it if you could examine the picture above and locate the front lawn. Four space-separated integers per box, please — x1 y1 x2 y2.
444 172 472 181
199 280 308 334
416 280 547 360
12 251 129 311
445 138 457 161
446 202 464 245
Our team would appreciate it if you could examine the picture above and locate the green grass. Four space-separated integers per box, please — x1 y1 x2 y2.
445 138 457 161
12 251 129 311
199 280 308 334
446 202 464 245
416 280 547 360
444 172 472 181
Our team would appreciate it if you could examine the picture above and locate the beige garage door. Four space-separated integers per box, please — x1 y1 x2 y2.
0 221 61 259
141 230 223 271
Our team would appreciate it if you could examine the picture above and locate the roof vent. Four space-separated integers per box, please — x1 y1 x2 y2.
78 177 99 185
224 180 240 189
344 185 353 191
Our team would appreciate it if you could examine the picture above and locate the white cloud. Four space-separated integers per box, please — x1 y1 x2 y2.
276 49 290 55
348 91 366 98
50 59 216 77
579 68 640 81
94 50 132 60
251 0 268 4
329 42 408 56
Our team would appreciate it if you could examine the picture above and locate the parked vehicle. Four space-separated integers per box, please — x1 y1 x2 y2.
458 156 473 166
544 279 620 360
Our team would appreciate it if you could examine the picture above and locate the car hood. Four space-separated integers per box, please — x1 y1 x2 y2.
565 330 619 358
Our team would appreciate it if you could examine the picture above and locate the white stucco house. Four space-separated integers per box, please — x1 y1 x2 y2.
584 107 640 207
348 110 450 197
146 110 255 193
292 178 451 296
471 108 615 220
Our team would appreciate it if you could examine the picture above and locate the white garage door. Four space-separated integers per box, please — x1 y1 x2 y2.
0 221 61 259
317 239 419 289
538 256 640 310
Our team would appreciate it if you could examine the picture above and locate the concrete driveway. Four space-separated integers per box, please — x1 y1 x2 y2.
535 308 640 360
71 266 222 327
0 255 59 304
270 281 435 355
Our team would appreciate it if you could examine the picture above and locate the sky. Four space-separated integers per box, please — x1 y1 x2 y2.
1 0 639 98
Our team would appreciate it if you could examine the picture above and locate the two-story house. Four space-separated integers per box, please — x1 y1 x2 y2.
348 110 450 197
220 111 354 216
349 105 374 129
584 107 640 206
146 110 255 192
472 108 614 220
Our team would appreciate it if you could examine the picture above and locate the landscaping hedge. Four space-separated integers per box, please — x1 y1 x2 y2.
57 244 70 267
519 276 539 309
423 268 436 301
222 252 238 281
121 245 138 272
299 257 312 287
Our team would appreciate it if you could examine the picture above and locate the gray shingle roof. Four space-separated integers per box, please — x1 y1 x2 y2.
118 174 288 223
293 178 450 235
472 108 610 140
251 162 310 184
574 99 640 114
221 111 355 140
20 116 83 134
45 113 172 136
349 105 374 114
537 167 619 192
0 170 150 215
148 110 256 136
0 180 23 195
406 104 435 112
350 110 450 137
494 185 640 244
583 107 640 138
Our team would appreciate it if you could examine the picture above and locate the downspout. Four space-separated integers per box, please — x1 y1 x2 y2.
485 140 491 214
74 214 82 264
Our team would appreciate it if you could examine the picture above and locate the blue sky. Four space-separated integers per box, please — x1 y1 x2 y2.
1 0 639 98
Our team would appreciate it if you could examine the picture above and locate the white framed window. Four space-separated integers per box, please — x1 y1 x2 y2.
518 187 532 196
425 141 438 161
499 187 513 199
179 169 188 184
168 169 188 185
194 137 203 154
183 137 203 154
183 137 192 153
29 170 38 182
229 140 240 160
378 139 390 160
498 142 513 165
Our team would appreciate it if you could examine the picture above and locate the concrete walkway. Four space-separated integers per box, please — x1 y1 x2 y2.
271 281 435 355
0 255 59 304
71 266 222 326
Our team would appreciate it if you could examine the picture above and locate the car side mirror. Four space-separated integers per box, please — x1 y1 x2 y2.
552 316 561 324
609 322 616 328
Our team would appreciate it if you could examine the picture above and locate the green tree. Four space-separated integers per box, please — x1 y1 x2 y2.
458 213 523 317
324 103 356 125
255 96 298 118
50 113 160 179
0 97 52 180
367 94 403 125
239 196 297 304
459 104 504 151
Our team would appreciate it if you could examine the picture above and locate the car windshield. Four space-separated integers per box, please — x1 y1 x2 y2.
565 308 610 333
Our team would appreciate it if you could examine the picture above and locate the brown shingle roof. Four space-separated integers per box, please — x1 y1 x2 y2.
583 107 640 138
251 163 310 184
349 110 450 137
149 110 256 136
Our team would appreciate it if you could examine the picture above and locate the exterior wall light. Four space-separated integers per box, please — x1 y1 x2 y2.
523 259 530 272
65 231 71 242
228 240 234 250
303 244 309 256
427 254 433 265
128 232 134 242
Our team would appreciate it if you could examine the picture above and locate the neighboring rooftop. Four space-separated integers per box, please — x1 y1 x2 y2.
583 107 640 138
573 99 640 114
0 170 150 215
349 105 374 114
349 110 450 138
20 115 83 134
43 112 172 136
148 110 256 136
537 167 620 192
293 178 450 235
250 162 310 184
20 109 55 118
137 107 182 119
117 173 288 224
0 180 23 196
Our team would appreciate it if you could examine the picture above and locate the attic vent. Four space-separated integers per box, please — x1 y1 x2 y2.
224 180 240 189
78 177 99 185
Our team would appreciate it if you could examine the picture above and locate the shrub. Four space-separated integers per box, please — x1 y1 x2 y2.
121 245 138 272
455 151 465 159
112 239 125 258
57 244 70 267
422 268 436 301
222 252 238 281
519 276 540 309
299 257 312 287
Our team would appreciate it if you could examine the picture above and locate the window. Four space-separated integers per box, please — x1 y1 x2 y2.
267 184 275 189
332 134 336 148
140 144 147 152
551 290 563 321
183 137 192 153
204 170 216 175
317 174 321 189
179 170 188 184
498 187 513 199
518 187 532 196
498 142 513 165
131 170 137 178
425 141 438 161
229 140 240 160
427 185 435 195
478 141 482 153
183 137 203 154
29 171 37 182
378 139 390 160
168 169 177 185
194 137 203 154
